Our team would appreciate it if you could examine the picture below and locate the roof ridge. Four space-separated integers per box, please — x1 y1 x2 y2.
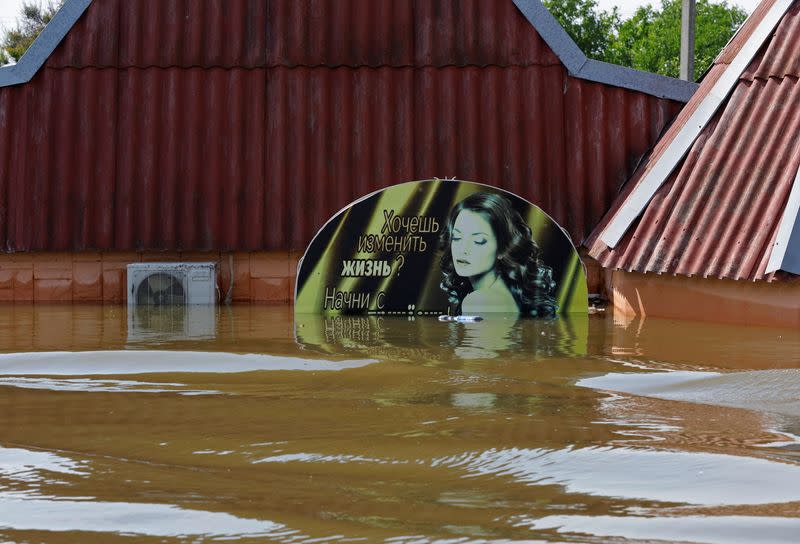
1 0 698 103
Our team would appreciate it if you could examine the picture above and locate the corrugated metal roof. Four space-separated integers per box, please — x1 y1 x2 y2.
48 0 560 69
3 0 700 102
588 0 800 281
0 0 685 253
743 2 800 79
597 0 793 248
715 0 782 66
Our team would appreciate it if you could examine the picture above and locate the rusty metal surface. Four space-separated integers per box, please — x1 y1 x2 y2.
744 2 800 79
49 0 268 68
588 1 800 281
715 0 780 66
48 0 560 69
0 0 683 252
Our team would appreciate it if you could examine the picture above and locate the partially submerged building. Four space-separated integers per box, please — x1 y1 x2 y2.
0 0 694 303
587 0 800 327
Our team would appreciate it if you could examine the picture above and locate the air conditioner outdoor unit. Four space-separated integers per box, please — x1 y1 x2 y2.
127 262 218 305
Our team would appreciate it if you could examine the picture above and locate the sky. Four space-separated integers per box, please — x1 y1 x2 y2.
0 0 764 31
596 0 761 17
0 0 28 31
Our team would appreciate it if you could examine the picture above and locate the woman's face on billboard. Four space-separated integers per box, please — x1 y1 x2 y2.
451 210 498 279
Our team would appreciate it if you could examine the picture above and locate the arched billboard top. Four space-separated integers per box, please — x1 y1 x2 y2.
295 179 587 317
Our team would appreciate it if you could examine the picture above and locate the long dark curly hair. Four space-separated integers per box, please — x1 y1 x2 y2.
439 192 557 317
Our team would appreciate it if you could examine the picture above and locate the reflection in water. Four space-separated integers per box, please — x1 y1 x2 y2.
0 304 298 353
295 314 590 360
453 320 518 359
450 392 498 411
432 446 800 505
0 377 223 395
518 515 800 544
580 370 800 450
0 350 376 376
0 495 286 539
253 444 800 505
0 443 296 540
0 445 88 482
255 452 401 465
128 304 217 343
0 306 798 542
609 315 800 370
579 369 800 418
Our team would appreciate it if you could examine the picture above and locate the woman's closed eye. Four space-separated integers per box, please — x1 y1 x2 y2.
473 238 487 245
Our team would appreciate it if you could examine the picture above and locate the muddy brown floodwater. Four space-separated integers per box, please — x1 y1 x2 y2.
0 304 799 543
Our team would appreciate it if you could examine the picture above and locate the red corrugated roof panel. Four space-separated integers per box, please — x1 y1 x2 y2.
588 1 800 281
48 0 560 69
744 3 800 79
1 0 684 252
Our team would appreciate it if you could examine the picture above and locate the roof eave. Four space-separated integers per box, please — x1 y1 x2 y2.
767 158 800 275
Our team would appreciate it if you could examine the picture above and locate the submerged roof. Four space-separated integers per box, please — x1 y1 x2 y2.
0 0 697 101
588 0 800 281
0 0 691 253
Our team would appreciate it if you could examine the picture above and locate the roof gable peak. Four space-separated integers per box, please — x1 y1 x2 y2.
1 0 697 103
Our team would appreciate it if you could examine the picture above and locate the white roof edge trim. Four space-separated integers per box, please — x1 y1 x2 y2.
599 0 794 249
766 159 800 274
0 0 92 87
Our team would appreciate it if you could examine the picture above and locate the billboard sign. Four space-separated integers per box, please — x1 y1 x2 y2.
295 179 587 317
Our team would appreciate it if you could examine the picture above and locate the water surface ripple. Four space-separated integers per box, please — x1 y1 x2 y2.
0 305 798 543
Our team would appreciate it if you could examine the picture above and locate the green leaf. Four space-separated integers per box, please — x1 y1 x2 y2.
544 0 748 80
2 1 64 63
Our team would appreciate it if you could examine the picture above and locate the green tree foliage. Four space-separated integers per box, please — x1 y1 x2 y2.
543 0 620 61
2 1 64 64
606 0 747 78
544 0 748 80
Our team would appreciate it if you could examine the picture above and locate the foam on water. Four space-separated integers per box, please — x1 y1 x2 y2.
579 369 800 418
518 515 800 544
0 350 378 376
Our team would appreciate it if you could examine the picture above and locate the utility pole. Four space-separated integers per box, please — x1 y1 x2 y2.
680 0 697 81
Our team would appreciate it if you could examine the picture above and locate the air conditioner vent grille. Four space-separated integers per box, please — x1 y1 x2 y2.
135 273 186 305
